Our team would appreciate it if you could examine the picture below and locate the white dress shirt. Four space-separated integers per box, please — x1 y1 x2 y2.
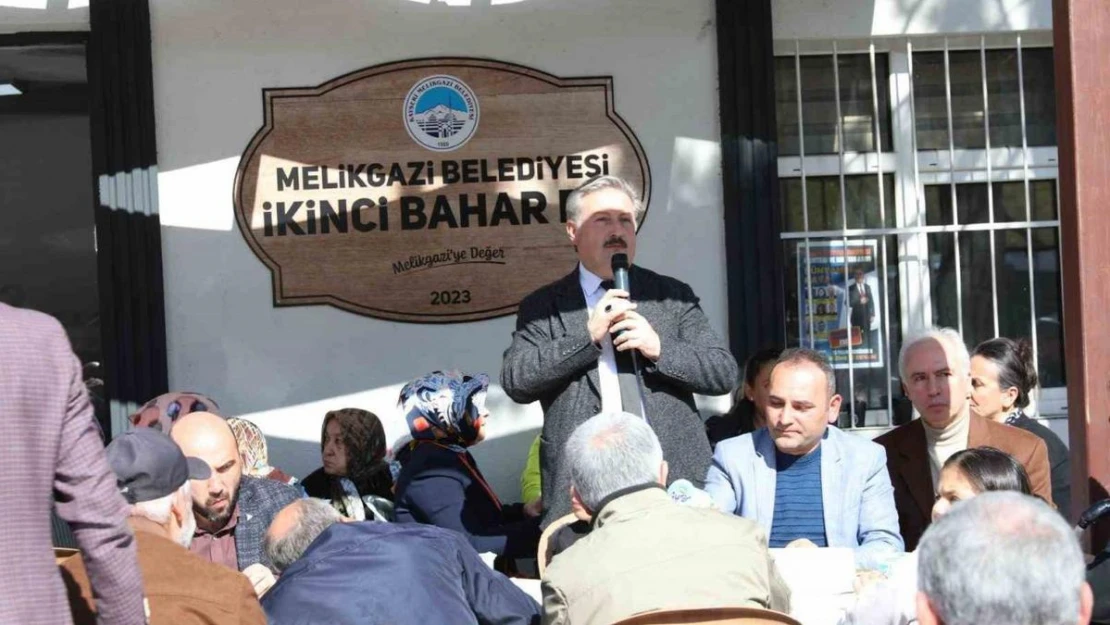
578 264 622 414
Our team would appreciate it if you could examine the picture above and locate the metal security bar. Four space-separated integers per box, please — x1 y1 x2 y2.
870 43 895 423
832 41 857 425
796 40 816 351
943 40 965 335
980 36 1001 336
1016 35 1041 377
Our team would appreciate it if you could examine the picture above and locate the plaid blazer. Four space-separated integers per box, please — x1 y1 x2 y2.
236 476 301 572
0 304 145 625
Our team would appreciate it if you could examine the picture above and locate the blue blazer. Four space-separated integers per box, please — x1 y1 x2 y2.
262 522 540 625
704 426 904 569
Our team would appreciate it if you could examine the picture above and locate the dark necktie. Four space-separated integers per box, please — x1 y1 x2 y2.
599 280 644 417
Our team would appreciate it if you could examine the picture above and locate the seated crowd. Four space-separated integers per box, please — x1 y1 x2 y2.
53 325 1096 625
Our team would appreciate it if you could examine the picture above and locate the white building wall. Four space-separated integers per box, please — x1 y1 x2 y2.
149 0 728 498
771 0 1052 40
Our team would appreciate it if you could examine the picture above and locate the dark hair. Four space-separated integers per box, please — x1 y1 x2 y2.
775 347 836 399
744 347 784 389
971 337 1039 408
716 348 783 439
943 447 1033 496
321 408 394 500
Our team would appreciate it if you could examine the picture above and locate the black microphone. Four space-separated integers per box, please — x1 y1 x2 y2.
610 254 631 339
611 253 630 293
609 252 645 415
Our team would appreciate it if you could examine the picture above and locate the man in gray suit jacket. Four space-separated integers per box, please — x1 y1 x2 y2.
501 176 738 526
705 348 903 569
0 303 145 625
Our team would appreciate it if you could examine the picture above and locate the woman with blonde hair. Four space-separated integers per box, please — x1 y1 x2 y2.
226 417 297 485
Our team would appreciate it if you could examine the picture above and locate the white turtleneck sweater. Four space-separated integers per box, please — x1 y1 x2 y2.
922 412 971 488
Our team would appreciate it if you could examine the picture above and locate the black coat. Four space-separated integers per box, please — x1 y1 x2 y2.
302 467 393 521
704 399 759 449
1091 547 1110 625
393 442 540 560
1010 413 1071 520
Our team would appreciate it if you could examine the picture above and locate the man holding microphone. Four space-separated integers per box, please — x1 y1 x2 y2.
501 175 738 526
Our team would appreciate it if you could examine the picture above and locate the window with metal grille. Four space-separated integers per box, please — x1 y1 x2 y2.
774 35 1063 431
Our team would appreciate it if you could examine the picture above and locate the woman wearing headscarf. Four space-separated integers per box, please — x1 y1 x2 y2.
226 417 298 485
129 391 221 432
393 371 541 569
302 408 394 522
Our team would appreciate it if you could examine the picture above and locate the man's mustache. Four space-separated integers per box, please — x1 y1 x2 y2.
604 236 627 248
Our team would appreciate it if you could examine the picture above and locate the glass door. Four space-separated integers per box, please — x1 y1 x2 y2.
0 37 105 431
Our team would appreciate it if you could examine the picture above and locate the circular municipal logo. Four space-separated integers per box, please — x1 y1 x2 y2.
403 75 479 152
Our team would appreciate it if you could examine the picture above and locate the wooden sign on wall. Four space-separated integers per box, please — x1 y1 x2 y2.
234 57 651 323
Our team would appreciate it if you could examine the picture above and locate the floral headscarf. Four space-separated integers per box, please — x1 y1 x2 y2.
129 391 221 433
227 418 272 476
397 370 489 449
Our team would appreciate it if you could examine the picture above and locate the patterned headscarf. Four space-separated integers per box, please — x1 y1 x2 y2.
129 391 221 433
227 418 272 476
397 370 489 449
321 409 392 495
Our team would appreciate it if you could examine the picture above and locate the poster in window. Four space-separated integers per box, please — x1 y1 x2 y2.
797 239 884 369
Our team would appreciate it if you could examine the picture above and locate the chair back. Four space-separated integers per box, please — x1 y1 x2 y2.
536 513 579 577
610 607 802 625
54 547 79 566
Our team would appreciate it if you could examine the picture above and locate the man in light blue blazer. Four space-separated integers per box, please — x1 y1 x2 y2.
705 348 903 570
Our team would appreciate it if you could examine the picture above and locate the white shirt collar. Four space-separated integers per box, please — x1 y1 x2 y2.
578 262 604 297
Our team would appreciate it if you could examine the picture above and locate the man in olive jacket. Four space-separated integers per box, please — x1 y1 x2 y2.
542 412 790 625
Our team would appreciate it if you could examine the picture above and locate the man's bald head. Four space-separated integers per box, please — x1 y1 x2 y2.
265 499 341 573
171 411 237 456
171 411 243 531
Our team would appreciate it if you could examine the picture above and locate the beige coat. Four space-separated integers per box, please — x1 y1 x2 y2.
541 486 790 625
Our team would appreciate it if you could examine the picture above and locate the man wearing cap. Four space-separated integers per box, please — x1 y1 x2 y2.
61 429 266 625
